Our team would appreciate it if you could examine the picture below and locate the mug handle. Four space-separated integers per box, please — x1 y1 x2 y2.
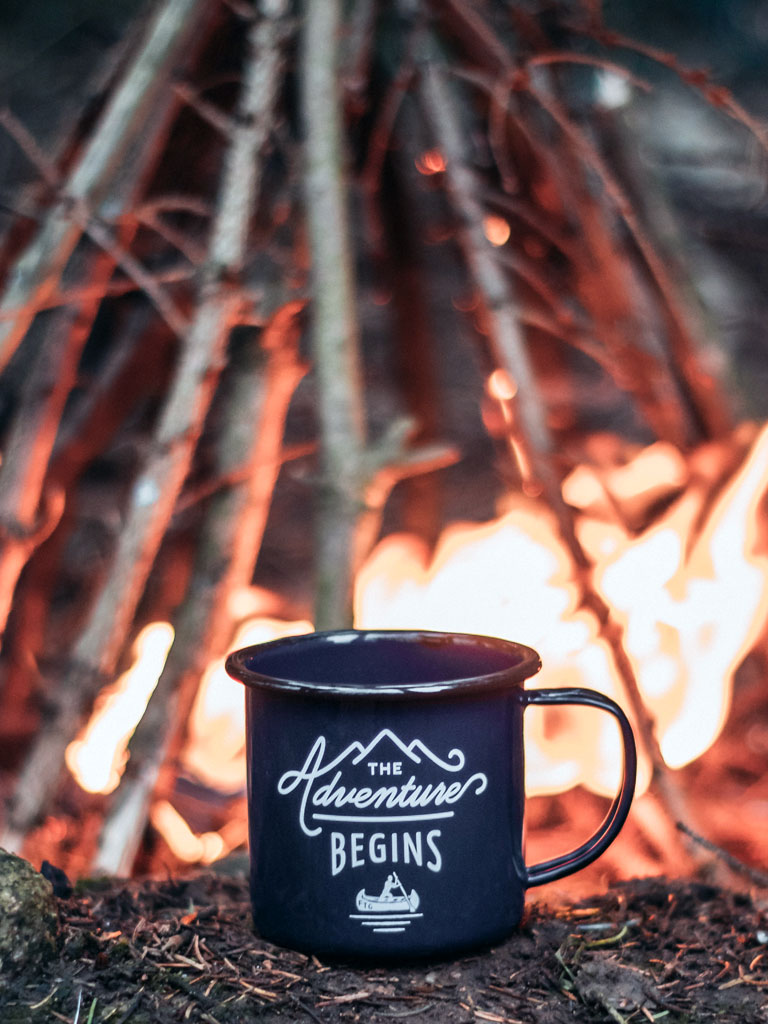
521 686 637 887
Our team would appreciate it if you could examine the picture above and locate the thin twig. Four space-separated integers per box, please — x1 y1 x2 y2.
454 60 728 444
417 50 692 856
0 286 99 645
172 81 235 137
527 82 730 441
355 437 460 566
525 51 653 94
341 0 378 107
112 989 144 1024
0 106 188 336
429 0 512 74
676 822 768 889
361 67 416 216
586 25 768 161
0 265 196 320
0 72 185 644
419 59 554 462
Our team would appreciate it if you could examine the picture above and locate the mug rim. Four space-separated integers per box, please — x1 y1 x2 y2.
225 628 542 700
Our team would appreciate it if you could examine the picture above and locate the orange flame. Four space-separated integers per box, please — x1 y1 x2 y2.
355 425 768 795
66 622 174 794
415 148 446 175
588 425 768 767
149 800 249 865
180 614 313 790
69 424 768 870
483 214 511 246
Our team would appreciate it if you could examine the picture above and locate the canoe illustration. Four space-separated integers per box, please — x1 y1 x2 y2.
355 872 419 914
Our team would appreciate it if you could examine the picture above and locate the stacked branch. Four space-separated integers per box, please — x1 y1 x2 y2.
0 61 190 648
2 0 293 850
411 13 726 861
0 0 758 880
0 0 207 368
95 295 305 876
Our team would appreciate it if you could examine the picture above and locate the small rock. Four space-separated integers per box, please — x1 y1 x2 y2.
0 848 59 974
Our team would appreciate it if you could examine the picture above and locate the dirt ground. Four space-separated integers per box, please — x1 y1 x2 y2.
2 872 767 1024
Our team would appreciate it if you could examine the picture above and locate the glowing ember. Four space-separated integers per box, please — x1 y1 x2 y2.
66 622 174 794
487 368 518 402
150 800 225 865
356 425 768 795
180 614 312 790
415 148 446 175
483 214 511 246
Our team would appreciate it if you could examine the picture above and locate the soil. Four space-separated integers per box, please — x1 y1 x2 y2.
1 873 766 1024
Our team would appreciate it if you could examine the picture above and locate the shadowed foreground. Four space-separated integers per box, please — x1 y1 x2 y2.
2 870 766 1023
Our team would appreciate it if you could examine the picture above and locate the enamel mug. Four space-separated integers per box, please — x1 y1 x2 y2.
226 629 636 960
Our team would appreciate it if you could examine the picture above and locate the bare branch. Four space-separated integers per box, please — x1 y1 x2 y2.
301 0 368 628
0 0 207 371
418 54 693 863
2 0 293 845
94 297 306 877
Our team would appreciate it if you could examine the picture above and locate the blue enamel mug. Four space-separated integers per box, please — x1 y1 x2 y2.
225 629 637 960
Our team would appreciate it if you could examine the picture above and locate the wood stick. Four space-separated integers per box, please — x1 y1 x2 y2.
0 280 101 646
300 0 368 629
528 84 731 443
419 62 554 464
94 296 305 877
0 64 185 648
676 821 768 889
2 0 292 847
418 55 693 861
0 0 206 372
452 65 710 448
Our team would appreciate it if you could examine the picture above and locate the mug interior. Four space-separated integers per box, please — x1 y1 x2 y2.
232 630 539 693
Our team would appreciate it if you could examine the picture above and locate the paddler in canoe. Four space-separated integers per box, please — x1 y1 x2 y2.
356 871 420 913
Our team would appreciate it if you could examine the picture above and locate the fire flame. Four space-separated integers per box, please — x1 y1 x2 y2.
356 424 768 796
483 214 511 247
415 148 446 175
588 426 768 767
147 616 312 865
66 621 174 794
69 420 768 868
179 615 313 790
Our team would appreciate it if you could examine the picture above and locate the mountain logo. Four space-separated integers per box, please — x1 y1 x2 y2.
277 729 488 836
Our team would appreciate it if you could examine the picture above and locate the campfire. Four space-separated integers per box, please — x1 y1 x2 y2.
54 422 768 888
0 0 767 904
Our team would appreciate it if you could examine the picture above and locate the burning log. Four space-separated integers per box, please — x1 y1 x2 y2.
417 48 692 860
